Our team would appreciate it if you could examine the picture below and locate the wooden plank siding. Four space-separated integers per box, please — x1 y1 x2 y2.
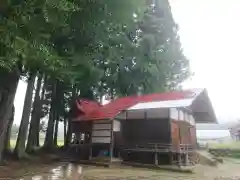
121 118 171 145
190 126 197 148
171 120 197 150
170 108 197 151
91 120 112 144
171 120 180 151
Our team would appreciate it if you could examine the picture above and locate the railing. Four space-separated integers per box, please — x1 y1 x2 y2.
122 143 194 153
179 144 194 152
121 143 198 166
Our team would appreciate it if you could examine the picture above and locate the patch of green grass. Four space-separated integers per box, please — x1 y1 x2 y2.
10 138 65 149
228 153 240 159
57 139 64 146
208 141 240 150
10 139 17 149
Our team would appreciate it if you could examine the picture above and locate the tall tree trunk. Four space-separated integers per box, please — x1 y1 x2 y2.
26 74 43 153
36 75 47 147
3 106 15 153
14 72 36 159
63 117 67 144
0 70 19 162
43 81 56 150
65 86 77 147
53 116 59 147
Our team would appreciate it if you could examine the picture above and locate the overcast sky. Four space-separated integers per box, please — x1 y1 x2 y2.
171 0 240 123
13 0 240 130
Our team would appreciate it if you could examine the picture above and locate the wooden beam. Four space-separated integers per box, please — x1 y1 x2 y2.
185 153 189 166
144 110 147 120
168 108 172 145
109 119 114 163
177 153 182 166
89 123 93 160
154 144 158 166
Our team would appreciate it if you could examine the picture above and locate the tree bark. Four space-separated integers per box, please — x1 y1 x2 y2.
0 70 19 162
36 75 47 147
14 72 36 159
53 116 59 147
63 117 67 144
43 80 56 150
26 74 43 153
65 86 77 147
3 106 15 152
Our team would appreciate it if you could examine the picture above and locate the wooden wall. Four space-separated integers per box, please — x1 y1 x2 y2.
171 120 180 149
91 120 112 144
171 121 197 148
121 118 171 145
72 121 92 133
190 125 197 147
170 108 197 148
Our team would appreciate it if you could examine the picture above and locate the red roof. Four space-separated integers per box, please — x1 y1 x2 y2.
75 99 101 115
72 89 203 121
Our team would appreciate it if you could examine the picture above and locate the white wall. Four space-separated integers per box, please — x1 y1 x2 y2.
113 120 120 132
91 120 112 143
92 123 111 130
92 137 111 143
92 130 111 137
170 108 178 120
170 108 196 125
117 108 169 120
146 108 169 119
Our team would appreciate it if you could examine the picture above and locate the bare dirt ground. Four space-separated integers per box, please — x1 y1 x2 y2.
81 159 240 180
0 158 239 180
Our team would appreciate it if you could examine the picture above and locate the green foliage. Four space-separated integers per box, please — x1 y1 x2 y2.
1 0 191 151
0 0 191 109
138 0 190 93
85 0 190 98
0 0 78 74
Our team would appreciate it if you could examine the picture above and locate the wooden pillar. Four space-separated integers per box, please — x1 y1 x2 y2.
109 120 114 163
89 139 92 160
177 153 181 166
177 108 181 147
89 123 93 160
154 144 158 166
170 152 173 165
89 146 92 160
168 109 173 165
185 145 189 166
154 153 158 166
144 110 147 120
185 153 189 166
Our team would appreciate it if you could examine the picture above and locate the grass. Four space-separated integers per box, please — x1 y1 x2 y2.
10 139 65 149
208 141 240 150
207 141 240 159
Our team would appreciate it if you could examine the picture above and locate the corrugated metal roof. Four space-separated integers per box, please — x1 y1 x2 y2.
196 124 229 130
129 99 193 110
72 88 209 121
129 88 203 110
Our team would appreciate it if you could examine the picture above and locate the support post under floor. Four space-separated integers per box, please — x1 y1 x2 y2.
177 153 181 166
185 153 189 166
154 152 158 166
